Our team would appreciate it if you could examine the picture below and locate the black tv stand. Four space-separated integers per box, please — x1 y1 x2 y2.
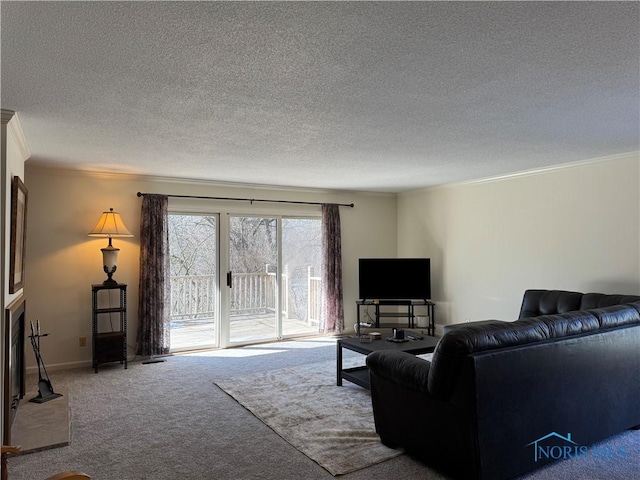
356 299 435 336
376 299 412 305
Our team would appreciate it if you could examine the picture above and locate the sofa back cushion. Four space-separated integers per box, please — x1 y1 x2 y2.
586 303 640 329
519 289 640 319
431 290 640 400
518 289 582 319
580 293 640 310
429 310 602 399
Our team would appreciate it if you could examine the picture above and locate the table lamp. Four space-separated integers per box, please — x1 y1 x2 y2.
88 208 133 284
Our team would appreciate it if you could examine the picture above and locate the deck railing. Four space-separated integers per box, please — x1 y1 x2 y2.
170 274 217 321
170 268 321 325
230 271 276 315
307 266 321 326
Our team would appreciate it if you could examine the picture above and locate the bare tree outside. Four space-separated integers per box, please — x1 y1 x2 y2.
169 215 217 276
229 217 277 274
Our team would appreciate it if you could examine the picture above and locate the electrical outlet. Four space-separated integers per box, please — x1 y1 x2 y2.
79 336 87 347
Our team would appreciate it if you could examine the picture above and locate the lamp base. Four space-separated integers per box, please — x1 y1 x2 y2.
103 265 118 285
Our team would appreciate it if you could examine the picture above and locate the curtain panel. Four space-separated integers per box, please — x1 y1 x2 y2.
321 204 344 334
137 194 170 356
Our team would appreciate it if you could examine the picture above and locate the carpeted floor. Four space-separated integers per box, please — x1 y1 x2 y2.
7 338 639 480
215 359 402 476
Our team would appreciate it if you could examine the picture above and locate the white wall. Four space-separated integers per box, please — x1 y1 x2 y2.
398 153 640 332
24 165 397 369
3 112 29 306
1 111 30 443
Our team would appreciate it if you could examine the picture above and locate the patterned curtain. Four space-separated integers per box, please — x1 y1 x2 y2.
321 204 344 333
136 194 170 356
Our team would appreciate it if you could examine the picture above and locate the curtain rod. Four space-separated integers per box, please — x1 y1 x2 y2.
136 192 354 208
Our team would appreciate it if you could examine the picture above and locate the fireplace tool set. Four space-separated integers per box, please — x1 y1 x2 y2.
28 319 63 403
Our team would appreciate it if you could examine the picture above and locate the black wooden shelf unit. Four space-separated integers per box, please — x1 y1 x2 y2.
91 283 128 373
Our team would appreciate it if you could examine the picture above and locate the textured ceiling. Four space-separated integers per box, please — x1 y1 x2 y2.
1 1 638 192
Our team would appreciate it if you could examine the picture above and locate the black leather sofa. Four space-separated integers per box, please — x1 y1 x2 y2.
366 289 640 480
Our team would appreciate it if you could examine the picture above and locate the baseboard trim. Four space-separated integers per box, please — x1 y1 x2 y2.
25 355 137 374
26 360 91 375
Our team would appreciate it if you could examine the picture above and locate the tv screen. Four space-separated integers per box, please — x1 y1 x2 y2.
358 258 431 300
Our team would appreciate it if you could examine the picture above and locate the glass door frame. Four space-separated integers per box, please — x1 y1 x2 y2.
167 211 221 352
222 212 322 348
224 213 282 347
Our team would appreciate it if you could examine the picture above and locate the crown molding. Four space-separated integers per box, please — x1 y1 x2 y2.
26 161 396 199
1 109 31 161
403 151 640 195
1 109 15 124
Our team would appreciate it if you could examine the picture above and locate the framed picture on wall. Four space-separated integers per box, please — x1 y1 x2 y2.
9 176 28 293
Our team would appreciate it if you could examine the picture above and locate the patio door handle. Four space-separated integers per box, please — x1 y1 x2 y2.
227 271 232 288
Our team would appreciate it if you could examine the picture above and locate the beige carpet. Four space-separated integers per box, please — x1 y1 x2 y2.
11 387 70 453
214 359 403 476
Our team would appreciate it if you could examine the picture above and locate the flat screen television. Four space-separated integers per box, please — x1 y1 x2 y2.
358 258 431 301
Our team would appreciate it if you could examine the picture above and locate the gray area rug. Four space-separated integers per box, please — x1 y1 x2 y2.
215 359 403 476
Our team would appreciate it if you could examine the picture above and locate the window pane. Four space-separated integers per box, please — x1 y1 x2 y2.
282 218 322 337
229 216 278 344
168 215 218 351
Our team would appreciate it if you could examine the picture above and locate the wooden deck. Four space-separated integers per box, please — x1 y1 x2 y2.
169 314 320 351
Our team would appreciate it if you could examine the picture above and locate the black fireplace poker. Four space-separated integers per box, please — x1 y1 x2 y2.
28 320 63 404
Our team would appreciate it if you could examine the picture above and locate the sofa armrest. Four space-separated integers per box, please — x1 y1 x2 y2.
366 350 431 393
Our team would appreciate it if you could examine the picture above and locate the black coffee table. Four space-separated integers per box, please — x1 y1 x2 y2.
337 330 439 390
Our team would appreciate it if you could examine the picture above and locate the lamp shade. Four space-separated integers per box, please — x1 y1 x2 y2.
88 208 133 237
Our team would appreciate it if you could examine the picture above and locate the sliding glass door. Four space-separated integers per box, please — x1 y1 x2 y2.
228 216 279 344
281 218 322 337
227 215 322 345
168 211 322 350
168 214 219 351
